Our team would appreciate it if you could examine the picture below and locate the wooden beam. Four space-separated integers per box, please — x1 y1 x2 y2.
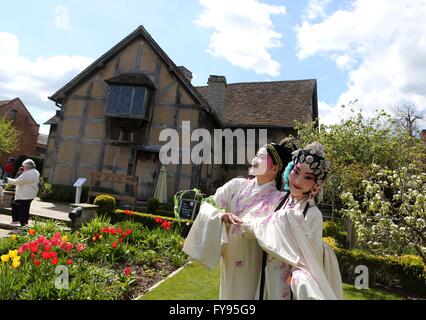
133 40 145 72
73 80 94 184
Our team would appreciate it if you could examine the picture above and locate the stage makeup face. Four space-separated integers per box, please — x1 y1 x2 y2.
289 162 317 199
249 147 272 176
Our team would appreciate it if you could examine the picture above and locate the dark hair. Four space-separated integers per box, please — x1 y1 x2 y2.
265 146 286 191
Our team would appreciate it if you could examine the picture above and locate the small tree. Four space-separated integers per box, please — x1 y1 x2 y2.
341 164 426 264
0 118 19 156
294 108 425 211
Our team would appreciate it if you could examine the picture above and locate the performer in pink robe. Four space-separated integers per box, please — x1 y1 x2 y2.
183 141 298 299
242 142 343 300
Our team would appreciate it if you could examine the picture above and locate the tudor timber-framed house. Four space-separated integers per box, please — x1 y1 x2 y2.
44 26 318 203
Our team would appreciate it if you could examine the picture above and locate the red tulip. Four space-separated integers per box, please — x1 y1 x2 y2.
41 251 51 260
123 267 132 276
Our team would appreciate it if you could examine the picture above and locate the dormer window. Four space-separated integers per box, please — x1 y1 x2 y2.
105 85 148 119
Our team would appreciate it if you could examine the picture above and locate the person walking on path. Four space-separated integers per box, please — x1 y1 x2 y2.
5 159 40 227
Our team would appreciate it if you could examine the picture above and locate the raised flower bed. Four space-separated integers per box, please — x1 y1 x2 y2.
0 216 188 299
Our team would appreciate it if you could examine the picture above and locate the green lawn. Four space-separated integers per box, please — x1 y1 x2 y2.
140 262 404 300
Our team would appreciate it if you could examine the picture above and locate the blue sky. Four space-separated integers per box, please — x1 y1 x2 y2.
1 0 425 134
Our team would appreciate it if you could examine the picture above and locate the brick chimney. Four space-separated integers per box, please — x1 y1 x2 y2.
207 75 227 123
178 66 193 82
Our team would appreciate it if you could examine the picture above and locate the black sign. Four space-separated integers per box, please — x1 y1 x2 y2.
178 198 199 220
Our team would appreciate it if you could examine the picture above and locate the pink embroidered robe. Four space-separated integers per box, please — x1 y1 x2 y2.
183 177 284 299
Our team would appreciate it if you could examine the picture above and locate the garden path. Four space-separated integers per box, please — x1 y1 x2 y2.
0 197 71 237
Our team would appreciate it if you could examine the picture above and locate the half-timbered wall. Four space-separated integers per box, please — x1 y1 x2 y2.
44 37 213 200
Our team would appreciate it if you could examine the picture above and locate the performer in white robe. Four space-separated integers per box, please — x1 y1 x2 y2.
242 142 343 300
183 142 297 299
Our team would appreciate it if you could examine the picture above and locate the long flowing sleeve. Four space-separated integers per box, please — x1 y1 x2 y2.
304 207 343 299
183 202 227 269
183 178 245 269
242 207 338 300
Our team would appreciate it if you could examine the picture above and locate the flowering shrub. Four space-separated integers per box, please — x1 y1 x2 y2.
341 164 426 263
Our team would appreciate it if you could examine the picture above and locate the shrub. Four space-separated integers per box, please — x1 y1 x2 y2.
323 236 338 249
147 198 160 213
94 195 116 218
160 202 174 211
38 177 50 198
4 184 14 192
332 245 426 296
323 220 348 248
39 184 89 203
114 209 193 237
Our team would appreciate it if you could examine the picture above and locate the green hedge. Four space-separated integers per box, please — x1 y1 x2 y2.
323 220 348 248
323 238 426 295
39 184 89 203
114 209 193 237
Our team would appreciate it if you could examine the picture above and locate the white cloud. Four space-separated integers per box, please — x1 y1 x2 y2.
195 0 286 76
297 0 426 130
0 32 93 134
318 100 339 125
304 0 332 21
53 5 71 30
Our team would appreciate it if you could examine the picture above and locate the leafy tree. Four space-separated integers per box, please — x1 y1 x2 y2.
0 118 19 156
294 107 425 212
294 108 425 259
341 165 426 263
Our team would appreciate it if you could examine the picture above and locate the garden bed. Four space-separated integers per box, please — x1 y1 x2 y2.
0 216 188 300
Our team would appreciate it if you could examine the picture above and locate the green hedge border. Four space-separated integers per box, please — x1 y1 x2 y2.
113 209 194 237
324 237 426 295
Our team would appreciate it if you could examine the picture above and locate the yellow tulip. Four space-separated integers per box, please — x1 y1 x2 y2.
11 259 21 269
1 254 10 263
62 236 68 243
12 256 21 262
8 250 18 258
10 234 17 241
